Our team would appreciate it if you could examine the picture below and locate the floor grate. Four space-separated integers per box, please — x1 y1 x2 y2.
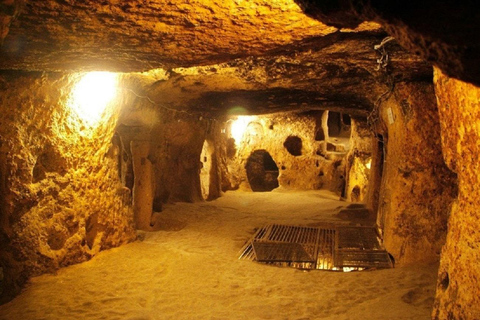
239 224 392 271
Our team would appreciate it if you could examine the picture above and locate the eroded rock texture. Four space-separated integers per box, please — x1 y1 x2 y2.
0 72 136 302
295 0 480 87
344 119 372 203
0 0 380 72
433 68 480 320
0 2 475 317
372 82 457 265
128 34 429 118
114 90 223 229
221 112 352 194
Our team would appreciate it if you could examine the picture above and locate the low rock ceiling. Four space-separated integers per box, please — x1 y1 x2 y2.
2 0 470 116
1 0 381 72
295 0 480 87
130 34 430 117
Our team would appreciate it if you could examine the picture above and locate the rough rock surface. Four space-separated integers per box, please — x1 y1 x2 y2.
1 0 476 88
295 0 480 87
0 0 380 72
0 72 136 302
0 2 476 318
115 95 220 213
141 37 429 117
433 68 480 320
372 82 457 265
344 119 372 203
222 112 350 194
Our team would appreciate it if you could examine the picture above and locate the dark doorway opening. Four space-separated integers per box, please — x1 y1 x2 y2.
328 111 351 138
376 134 386 233
283 136 302 156
246 150 279 192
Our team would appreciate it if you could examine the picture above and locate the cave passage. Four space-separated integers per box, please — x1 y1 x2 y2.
245 150 280 192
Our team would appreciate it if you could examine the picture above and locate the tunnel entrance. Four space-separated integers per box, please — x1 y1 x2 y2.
246 150 279 192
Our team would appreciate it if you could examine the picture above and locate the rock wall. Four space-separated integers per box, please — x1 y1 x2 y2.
294 0 480 87
149 112 212 204
221 112 350 194
0 71 136 303
111 74 225 231
344 118 373 203
373 82 457 265
433 68 480 320
124 115 220 230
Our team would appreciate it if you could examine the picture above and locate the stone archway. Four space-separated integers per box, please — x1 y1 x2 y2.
245 150 279 192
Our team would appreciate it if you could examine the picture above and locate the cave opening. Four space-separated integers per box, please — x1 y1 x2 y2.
245 149 280 192
325 111 352 153
283 135 303 156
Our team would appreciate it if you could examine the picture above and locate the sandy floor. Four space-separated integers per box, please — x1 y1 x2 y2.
0 190 438 320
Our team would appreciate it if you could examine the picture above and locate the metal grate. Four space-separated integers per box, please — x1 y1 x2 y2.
336 226 381 250
253 243 313 263
239 224 392 271
334 250 393 269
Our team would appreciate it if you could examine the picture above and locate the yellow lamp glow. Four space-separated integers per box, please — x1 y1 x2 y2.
365 158 372 170
70 72 117 126
230 116 255 144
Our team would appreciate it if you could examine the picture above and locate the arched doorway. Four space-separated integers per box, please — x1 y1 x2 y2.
245 150 279 192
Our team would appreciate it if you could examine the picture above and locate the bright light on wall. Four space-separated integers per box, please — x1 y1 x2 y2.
70 72 117 126
365 158 372 170
230 116 255 144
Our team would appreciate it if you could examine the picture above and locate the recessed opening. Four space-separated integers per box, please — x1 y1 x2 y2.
283 135 302 156
32 143 66 183
226 138 236 158
245 150 279 192
328 111 342 137
313 111 326 141
439 272 449 291
351 185 361 202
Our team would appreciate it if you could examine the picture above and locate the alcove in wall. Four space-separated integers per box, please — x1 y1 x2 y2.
245 150 279 192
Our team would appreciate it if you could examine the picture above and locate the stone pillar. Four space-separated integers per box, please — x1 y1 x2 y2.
432 68 480 320
131 140 154 230
377 82 457 265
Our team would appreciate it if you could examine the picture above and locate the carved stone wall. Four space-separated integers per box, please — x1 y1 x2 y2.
433 68 480 320
221 112 350 194
0 71 136 303
373 82 457 265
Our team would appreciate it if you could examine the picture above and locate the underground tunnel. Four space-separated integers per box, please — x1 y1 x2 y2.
0 1 479 319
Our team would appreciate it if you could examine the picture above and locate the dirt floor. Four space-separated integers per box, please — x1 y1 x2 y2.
0 190 438 320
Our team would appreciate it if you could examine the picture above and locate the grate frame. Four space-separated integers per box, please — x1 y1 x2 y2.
239 224 392 271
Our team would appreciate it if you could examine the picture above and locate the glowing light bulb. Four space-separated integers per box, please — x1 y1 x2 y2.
70 72 117 126
230 116 255 144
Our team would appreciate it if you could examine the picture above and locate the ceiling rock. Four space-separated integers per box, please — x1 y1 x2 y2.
294 0 480 86
123 33 429 117
1 0 432 117
0 0 381 72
